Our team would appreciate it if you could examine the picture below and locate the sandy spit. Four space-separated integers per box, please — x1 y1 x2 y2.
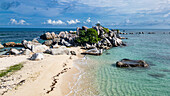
0 47 84 96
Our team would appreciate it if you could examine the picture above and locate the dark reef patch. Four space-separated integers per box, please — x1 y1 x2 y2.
148 73 166 78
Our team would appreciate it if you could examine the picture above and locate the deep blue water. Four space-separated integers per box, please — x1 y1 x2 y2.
0 28 75 44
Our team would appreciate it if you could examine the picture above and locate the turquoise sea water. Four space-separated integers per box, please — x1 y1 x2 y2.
72 29 170 96
0 28 170 95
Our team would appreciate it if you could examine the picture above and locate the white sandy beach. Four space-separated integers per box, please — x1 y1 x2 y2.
0 47 84 96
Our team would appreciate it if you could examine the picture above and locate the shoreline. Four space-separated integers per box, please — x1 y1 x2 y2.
0 47 84 96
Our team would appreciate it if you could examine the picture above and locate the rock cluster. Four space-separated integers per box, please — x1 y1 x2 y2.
1 25 126 58
116 59 149 68
76 26 126 55
3 42 23 47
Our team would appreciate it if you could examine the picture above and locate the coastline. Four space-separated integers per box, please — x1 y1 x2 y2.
0 47 84 96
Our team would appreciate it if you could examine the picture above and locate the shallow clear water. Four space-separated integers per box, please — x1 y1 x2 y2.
73 29 170 96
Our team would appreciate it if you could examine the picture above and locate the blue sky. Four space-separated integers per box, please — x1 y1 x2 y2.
0 0 170 28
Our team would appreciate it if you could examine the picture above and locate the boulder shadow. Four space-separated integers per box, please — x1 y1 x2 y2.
148 73 166 79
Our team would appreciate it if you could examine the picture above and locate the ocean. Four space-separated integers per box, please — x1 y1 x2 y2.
69 29 170 96
0 28 170 96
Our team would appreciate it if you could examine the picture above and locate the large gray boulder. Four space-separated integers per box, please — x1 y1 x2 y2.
22 40 41 50
76 27 81 35
8 48 20 55
0 43 4 49
116 59 149 68
21 49 33 55
43 40 53 46
53 38 61 44
30 53 44 60
103 38 112 47
32 45 49 53
58 31 66 38
52 43 60 48
82 26 89 31
61 39 72 47
112 37 122 47
50 47 70 55
40 32 53 40
85 43 96 49
83 48 103 55
32 39 39 43
21 40 49 53
51 32 56 39
92 26 100 35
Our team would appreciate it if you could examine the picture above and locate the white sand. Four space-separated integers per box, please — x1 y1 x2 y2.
0 47 84 96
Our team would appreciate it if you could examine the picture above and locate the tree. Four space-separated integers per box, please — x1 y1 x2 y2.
75 28 100 44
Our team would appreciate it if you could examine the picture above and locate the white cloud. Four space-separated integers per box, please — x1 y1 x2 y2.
126 19 130 23
86 17 91 23
84 17 91 24
97 21 100 24
163 12 170 17
9 19 29 25
67 19 80 25
44 19 66 25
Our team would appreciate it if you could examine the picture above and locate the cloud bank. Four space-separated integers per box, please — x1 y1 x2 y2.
0 0 169 28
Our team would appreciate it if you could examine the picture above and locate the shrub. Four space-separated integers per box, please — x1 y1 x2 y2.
76 28 100 44
86 28 99 44
103 28 109 33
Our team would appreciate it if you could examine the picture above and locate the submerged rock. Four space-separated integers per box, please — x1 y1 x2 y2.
116 59 149 68
30 53 44 60
148 73 166 78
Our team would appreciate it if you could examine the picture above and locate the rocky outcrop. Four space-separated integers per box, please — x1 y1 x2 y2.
0 43 4 49
3 42 23 47
22 40 49 53
32 39 39 43
40 32 55 40
30 53 44 60
116 59 149 68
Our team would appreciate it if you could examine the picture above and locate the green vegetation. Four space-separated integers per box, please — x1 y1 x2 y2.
76 28 100 44
103 28 109 33
0 62 24 77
